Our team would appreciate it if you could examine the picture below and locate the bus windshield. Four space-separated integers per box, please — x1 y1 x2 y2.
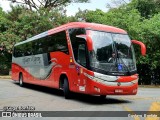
89 30 136 75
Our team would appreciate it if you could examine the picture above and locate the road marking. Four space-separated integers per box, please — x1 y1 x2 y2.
145 102 160 120
123 105 140 120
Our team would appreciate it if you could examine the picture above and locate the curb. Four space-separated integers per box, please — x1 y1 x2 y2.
0 76 11 79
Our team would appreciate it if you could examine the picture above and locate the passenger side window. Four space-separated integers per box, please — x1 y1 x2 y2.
47 31 69 54
14 31 69 57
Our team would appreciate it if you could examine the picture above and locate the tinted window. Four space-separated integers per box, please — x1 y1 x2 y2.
47 31 69 54
13 31 69 57
24 42 33 56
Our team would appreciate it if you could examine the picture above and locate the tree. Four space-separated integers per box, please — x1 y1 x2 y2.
0 7 13 52
137 13 160 68
128 0 160 18
7 5 71 40
0 7 10 32
0 7 13 75
9 0 90 11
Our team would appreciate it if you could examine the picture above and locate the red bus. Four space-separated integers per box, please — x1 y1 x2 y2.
12 22 146 99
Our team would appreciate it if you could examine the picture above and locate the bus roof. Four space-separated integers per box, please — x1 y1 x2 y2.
15 22 127 46
48 22 127 35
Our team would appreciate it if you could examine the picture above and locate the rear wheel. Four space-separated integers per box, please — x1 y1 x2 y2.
19 74 24 87
63 78 71 99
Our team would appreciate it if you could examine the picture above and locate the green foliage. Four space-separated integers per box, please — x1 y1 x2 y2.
0 49 12 75
0 8 10 32
137 13 160 68
128 0 160 18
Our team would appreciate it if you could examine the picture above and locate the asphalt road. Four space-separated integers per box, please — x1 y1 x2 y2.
0 79 160 120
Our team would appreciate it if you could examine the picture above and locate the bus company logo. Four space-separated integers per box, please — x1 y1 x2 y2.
2 112 12 117
22 56 41 64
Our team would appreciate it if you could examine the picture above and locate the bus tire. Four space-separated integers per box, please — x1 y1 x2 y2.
63 78 71 99
19 73 24 87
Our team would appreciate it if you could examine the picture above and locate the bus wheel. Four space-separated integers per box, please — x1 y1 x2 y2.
19 74 24 87
63 78 71 99
100 95 106 99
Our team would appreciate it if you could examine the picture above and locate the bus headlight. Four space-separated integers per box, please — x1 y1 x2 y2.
94 72 118 82
84 73 103 82
84 72 118 83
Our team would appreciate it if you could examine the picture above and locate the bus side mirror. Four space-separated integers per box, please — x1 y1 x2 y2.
131 40 146 56
76 35 93 51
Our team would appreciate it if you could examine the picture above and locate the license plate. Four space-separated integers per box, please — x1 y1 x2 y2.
115 89 123 93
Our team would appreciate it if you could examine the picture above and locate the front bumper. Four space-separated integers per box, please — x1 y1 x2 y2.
87 80 138 95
